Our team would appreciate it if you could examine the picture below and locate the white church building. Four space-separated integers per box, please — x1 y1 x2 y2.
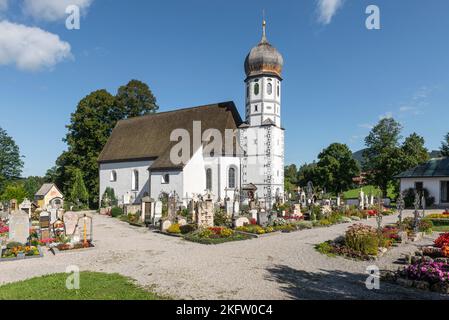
98 21 285 208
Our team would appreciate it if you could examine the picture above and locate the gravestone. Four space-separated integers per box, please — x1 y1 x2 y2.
177 217 187 226
123 192 131 205
257 210 269 226
250 209 258 221
233 201 240 217
154 201 163 225
226 200 233 216
167 195 177 222
49 208 57 224
234 217 250 228
359 190 365 210
64 212 79 236
10 199 18 212
197 193 214 228
39 211 50 229
161 220 172 232
9 211 30 244
19 198 32 217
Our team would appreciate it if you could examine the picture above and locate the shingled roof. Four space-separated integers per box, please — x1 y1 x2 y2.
98 101 243 170
396 157 449 179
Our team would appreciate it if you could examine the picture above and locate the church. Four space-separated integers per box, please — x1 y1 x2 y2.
98 20 286 209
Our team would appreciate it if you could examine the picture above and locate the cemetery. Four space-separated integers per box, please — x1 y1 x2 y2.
0 185 95 262
102 182 405 246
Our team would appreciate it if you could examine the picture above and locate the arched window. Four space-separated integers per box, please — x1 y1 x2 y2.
206 168 212 191
267 83 273 95
110 170 117 182
228 167 236 189
254 83 260 96
132 170 139 191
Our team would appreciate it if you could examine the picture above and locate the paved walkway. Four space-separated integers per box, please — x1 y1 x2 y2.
1 210 448 300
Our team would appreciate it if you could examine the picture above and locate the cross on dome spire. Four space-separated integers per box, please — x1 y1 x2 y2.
261 10 267 43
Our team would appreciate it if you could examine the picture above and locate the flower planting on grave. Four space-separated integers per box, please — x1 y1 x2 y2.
386 232 449 293
1 242 41 260
183 226 253 244
315 224 400 261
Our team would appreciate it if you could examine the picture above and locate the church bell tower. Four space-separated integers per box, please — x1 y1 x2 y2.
240 18 285 208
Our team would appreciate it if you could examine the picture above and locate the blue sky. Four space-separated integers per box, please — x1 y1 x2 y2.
0 0 448 177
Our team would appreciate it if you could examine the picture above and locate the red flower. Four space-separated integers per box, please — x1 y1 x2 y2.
249 218 257 225
435 233 449 248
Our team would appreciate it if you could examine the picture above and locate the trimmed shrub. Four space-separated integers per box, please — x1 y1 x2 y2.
111 206 124 218
180 224 197 234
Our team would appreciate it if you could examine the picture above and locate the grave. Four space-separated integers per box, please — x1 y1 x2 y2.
233 200 240 217
63 212 79 236
257 210 269 226
9 211 30 244
19 199 32 217
197 192 214 228
234 217 250 228
49 208 58 224
153 201 163 225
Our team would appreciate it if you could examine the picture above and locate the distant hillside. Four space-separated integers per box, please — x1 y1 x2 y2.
352 149 441 168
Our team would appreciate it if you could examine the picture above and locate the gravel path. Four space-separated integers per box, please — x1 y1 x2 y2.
1 210 448 300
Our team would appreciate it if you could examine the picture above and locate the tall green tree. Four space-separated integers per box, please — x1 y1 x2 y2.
296 162 320 188
69 169 89 209
284 164 298 193
0 127 24 192
400 133 429 170
363 118 404 195
23 176 45 200
116 79 159 118
1 182 27 203
316 143 360 194
441 133 449 157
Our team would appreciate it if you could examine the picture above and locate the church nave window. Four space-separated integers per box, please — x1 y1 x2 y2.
228 167 236 189
110 170 117 182
132 170 139 191
162 174 170 184
206 168 212 191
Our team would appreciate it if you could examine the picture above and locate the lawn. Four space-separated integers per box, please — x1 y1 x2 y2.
343 185 396 200
0 272 166 300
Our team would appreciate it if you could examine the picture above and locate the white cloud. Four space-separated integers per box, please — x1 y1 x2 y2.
0 0 8 12
316 0 345 25
0 20 72 71
22 0 94 21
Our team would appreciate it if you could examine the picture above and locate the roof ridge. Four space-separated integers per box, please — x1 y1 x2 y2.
118 101 235 124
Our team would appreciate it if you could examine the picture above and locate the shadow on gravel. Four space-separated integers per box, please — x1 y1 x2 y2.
266 265 449 300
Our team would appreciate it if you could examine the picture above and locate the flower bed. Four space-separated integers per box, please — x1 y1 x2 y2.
236 225 276 235
1 243 43 262
387 262 449 294
183 226 254 245
56 240 95 251
315 224 398 261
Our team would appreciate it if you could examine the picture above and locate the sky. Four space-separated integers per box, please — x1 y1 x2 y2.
0 0 448 177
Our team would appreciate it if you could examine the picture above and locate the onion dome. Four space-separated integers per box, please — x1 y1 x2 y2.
244 20 284 79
